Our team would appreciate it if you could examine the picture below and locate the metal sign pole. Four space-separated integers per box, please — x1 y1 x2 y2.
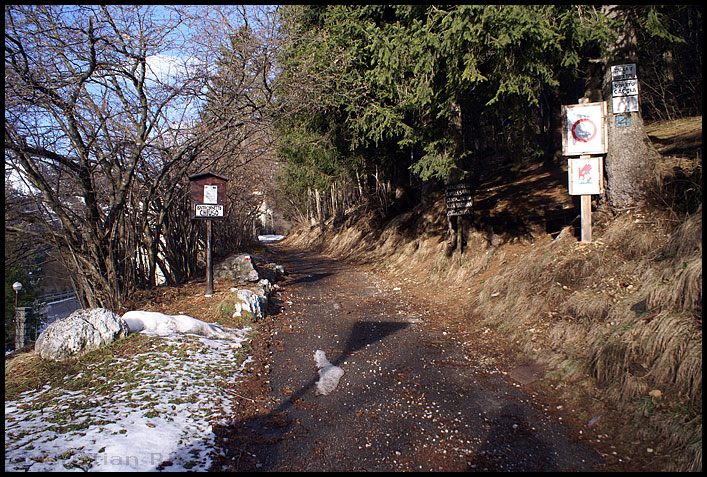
206 219 213 296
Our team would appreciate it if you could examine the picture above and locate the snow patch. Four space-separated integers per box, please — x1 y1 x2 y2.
258 234 284 243
5 329 253 472
313 350 344 395
122 310 242 342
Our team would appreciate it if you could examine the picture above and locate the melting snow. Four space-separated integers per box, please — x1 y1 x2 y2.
5 312 252 472
314 350 344 395
122 310 244 341
258 234 284 243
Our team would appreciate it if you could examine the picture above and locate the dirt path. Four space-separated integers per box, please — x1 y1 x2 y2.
211 244 604 471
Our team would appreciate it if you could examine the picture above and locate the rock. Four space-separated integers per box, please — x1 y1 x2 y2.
553 226 575 244
217 253 286 320
230 288 265 320
214 253 286 284
35 308 129 361
214 253 259 282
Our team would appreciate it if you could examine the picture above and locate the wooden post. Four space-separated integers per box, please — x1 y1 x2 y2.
581 194 592 243
562 99 606 244
206 219 213 296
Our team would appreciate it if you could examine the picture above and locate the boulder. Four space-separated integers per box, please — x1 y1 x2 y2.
214 253 260 282
35 308 129 361
230 288 265 320
214 253 286 284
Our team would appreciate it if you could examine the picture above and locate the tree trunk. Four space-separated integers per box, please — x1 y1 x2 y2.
601 5 661 209
603 95 659 208
315 189 323 227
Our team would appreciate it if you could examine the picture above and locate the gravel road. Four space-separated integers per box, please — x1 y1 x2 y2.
211 245 604 471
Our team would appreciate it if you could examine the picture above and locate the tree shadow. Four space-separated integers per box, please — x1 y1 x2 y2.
194 320 408 471
466 402 603 472
286 272 334 285
467 403 557 471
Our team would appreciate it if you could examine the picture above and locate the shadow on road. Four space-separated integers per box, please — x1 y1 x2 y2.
201 318 408 471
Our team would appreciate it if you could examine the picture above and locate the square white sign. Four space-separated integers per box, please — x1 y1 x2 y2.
562 102 608 156
203 185 218 204
568 157 603 195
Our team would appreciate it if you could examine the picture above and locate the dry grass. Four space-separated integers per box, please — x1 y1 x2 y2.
282 129 701 471
472 208 701 472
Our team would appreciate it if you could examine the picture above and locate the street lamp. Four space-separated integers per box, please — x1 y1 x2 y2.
12 281 22 308
12 282 23 351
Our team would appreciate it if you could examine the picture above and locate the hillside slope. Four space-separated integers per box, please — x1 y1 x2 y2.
282 117 702 472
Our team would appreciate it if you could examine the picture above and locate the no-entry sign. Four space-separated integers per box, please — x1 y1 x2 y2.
561 102 608 156
571 118 597 143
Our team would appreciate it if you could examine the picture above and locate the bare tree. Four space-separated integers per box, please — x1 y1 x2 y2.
5 5 278 309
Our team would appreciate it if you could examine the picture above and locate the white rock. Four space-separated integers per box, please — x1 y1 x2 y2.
35 308 129 361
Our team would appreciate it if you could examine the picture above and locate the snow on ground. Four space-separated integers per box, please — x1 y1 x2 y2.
313 350 344 396
122 310 244 341
258 234 284 243
5 313 253 472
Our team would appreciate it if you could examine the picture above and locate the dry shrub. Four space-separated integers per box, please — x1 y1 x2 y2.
473 209 700 471
645 156 702 219
645 207 702 314
601 212 665 260
646 255 702 313
590 310 701 403
558 290 612 323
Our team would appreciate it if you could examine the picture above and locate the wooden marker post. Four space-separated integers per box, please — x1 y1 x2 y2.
581 193 592 242
445 181 474 261
206 219 213 295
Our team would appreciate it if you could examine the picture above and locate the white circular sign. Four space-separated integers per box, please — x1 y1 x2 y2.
571 118 597 143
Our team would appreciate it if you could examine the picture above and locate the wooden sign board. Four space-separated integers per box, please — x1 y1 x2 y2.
568 156 603 195
189 172 228 220
445 182 474 217
561 102 608 156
